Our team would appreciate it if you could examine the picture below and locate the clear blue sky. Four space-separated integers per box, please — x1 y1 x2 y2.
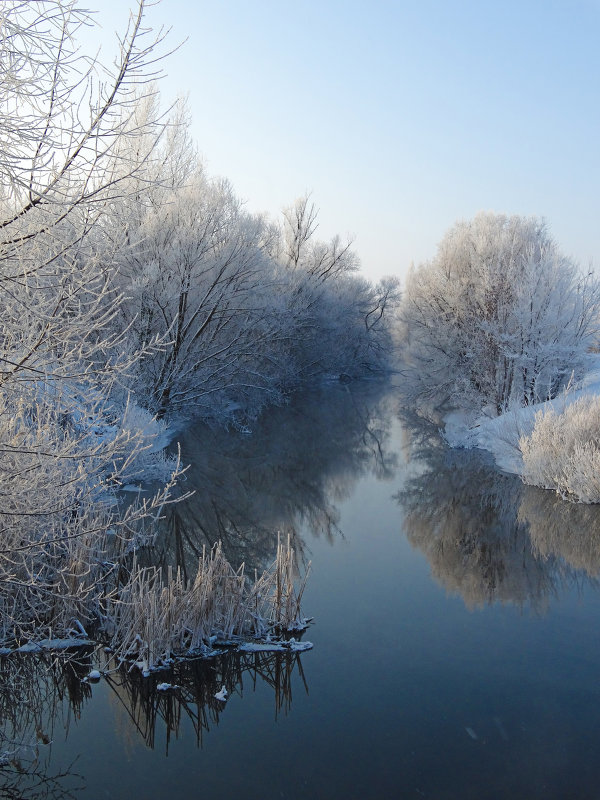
92 0 600 282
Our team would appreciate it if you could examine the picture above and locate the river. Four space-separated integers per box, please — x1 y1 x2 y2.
4 381 600 799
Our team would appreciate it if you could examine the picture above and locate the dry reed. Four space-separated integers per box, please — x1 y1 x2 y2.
107 534 311 673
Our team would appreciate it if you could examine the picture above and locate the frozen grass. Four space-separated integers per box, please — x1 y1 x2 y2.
107 535 311 673
520 395 600 503
442 358 600 503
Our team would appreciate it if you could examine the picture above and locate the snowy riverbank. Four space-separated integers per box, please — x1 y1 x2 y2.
444 357 600 487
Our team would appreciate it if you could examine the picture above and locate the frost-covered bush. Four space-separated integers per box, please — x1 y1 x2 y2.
520 396 600 503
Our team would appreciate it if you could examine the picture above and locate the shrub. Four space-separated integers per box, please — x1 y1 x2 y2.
520 395 600 503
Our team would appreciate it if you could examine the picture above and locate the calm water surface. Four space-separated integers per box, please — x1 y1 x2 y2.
5 382 600 799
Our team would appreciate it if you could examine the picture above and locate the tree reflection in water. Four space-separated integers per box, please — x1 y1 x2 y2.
0 652 88 799
521 486 600 577
396 413 600 610
150 382 397 578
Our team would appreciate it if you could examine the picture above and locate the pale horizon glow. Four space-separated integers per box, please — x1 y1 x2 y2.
91 0 600 282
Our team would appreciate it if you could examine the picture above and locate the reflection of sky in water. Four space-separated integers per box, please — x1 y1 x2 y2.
5 382 600 799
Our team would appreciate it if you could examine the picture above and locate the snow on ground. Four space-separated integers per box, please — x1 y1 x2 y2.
443 358 600 476
238 639 313 653
8 637 92 654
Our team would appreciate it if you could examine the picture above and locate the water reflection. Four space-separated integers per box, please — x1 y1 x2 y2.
0 762 83 800
103 650 308 753
155 382 397 576
397 416 600 610
0 653 88 799
522 487 600 577
0 645 309 797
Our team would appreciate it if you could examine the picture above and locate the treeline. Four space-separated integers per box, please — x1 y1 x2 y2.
110 145 400 424
0 1 399 645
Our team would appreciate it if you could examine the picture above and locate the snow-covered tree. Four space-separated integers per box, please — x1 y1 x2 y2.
272 195 399 382
114 180 398 424
0 1 183 644
399 212 600 414
114 167 293 421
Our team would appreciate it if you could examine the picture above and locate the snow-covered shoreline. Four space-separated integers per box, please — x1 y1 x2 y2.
443 357 600 481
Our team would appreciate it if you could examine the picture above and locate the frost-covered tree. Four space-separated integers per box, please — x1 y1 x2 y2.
273 195 399 382
281 195 359 280
114 167 293 421
114 181 399 423
0 0 174 395
0 1 183 644
399 212 600 414
294 273 400 379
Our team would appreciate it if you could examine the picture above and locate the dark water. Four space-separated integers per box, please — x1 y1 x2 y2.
5 382 600 799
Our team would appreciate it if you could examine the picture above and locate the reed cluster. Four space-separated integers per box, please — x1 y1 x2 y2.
107 535 311 673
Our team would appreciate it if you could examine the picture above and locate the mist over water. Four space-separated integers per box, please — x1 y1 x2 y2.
5 381 600 799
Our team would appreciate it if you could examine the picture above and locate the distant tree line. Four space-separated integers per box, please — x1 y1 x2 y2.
110 148 401 423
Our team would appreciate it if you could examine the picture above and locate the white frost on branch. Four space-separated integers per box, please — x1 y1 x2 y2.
399 212 600 417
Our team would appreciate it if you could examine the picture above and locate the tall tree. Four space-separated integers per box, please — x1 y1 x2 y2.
115 168 290 420
399 212 600 414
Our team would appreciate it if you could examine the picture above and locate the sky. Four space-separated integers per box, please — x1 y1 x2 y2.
89 0 600 282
